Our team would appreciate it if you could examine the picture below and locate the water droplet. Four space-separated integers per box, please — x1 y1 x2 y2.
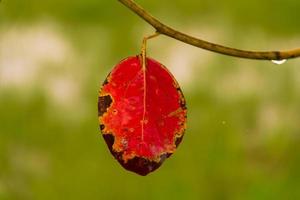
271 59 287 65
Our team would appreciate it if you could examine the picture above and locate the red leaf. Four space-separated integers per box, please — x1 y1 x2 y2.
98 56 187 176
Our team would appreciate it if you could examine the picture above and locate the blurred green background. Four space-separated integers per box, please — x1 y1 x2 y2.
1 0 300 199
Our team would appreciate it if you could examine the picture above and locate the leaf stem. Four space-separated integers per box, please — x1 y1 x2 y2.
141 32 160 70
119 0 300 60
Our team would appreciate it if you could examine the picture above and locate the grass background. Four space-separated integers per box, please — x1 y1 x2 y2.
1 0 300 199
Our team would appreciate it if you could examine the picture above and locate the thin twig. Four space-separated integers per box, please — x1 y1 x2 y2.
118 0 300 60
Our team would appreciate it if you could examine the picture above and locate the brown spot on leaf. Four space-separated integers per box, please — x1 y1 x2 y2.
102 72 111 86
175 136 183 147
103 133 115 151
176 87 187 110
102 133 169 176
120 155 167 176
98 95 113 117
100 124 105 131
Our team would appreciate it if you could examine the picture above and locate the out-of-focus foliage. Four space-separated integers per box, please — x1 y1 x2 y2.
0 0 300 199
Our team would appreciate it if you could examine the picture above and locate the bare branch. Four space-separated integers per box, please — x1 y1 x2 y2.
118 0 300 60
